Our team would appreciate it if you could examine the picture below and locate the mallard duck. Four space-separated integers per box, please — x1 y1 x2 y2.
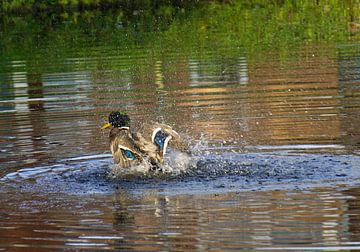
101 111 190 168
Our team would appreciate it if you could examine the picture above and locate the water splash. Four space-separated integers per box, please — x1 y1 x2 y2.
108 149 197 179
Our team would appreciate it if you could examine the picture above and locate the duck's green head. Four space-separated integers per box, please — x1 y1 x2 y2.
101 111 130 129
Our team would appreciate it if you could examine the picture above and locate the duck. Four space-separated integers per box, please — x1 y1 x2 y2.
101 111 190 169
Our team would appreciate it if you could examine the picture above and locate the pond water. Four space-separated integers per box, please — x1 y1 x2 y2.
1 2 360 251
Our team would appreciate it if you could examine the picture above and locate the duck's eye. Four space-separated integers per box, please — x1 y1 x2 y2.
121 149 137 160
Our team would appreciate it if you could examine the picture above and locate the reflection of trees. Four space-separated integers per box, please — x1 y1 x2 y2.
170 55 250 142
93 45 346 149
245 45 341 147
110 189 350 249
27 72 44 111
0 184 356 250
0 70 14 112
0 62 50 172
338 46 360 150
0 59 98 171
1 0 359 171
343 187 360 239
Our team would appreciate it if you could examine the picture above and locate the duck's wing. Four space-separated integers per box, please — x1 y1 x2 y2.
109 129 143 168
132 131 162 164
150 123 190 156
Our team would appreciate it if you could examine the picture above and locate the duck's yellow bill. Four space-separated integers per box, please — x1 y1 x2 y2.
101 122 111 129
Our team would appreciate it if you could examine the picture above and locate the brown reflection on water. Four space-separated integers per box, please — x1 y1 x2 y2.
166 46 345 148
112 192 199 251
344 187 360 242
1 186 359 250
338 51 360 150
69 44 360 158
16 110 49 167
1 44 360 173
27 72 44 111
245 46 341 146
172 55 250 142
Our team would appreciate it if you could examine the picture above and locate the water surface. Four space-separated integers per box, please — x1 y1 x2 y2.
1 2 360 251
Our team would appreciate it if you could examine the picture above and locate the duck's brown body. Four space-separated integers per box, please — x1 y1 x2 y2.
103 111 189 169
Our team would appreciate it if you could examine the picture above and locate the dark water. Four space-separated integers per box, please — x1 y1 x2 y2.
1 3 360 251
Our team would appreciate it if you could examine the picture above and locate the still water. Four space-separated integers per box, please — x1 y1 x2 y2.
1 3 360 251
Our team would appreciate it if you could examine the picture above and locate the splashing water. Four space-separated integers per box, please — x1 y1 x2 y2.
108 149 197 179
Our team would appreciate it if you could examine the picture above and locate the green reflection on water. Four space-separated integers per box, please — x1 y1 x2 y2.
1 1 359 71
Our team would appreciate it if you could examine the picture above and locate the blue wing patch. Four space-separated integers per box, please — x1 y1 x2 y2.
121 149 137 160
154 130 170 151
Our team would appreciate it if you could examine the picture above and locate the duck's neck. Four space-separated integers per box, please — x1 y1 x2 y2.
110 126 130 134
109 126 130 140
